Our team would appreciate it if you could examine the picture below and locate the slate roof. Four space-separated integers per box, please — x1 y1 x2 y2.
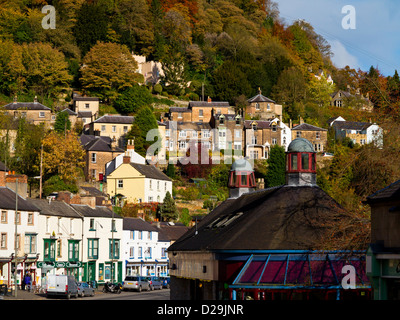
188 101 230 108
0 187 40 211
332 121 373 131
366 179 400 203
123 217 157 232
244 120 273 129
166 121 212 131
29 199 82 218
81 135 124 152
1 102 51 111
155 223 190 242
169 107 191 113
78 111 93 118
292 123 327 131
247 93 275 104
71 204 123 219
60 108 77 116
130 163 172 182
168 185 345 252
93 115 134 124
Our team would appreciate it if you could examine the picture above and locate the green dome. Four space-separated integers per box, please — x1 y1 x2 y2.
231 158 253 172
287 138 315 153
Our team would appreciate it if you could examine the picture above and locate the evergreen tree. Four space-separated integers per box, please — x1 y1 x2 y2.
158 191 178 221
265 145 286 187
54 111 71 134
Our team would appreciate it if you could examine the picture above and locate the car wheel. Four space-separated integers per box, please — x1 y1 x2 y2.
67 293 71 300
81 292 84 297
138 286 142 292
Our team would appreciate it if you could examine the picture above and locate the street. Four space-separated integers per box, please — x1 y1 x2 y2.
89 288 170 300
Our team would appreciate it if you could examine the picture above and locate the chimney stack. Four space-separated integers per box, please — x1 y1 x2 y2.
207 96 211 103
123 153 131 164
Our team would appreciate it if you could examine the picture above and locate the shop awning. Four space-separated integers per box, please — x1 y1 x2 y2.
230 251 370 290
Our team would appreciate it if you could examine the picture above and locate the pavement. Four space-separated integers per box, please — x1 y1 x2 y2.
1 288 47 300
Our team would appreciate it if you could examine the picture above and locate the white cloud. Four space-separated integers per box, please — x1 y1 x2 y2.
330 40 359 70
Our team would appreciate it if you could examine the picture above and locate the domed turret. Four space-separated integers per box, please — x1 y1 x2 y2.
228 159 256 198
286 138 317 186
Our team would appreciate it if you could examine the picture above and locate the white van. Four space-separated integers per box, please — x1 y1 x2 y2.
46 274 78 299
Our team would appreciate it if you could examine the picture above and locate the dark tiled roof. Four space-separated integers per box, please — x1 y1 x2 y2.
2 102 51 111
81 136 124 152
123 217 157 232
78 111 93 118
366 179 400 203
332 121 373 131
244 120 273 129
169 186 345 252
247 93 275 104
93 115 134 124
130 163 172 181
29 199 81 218
292 123 327 131
80 186 107 197
70 204 123 218
155 224 190 242
188 101 230 108
73 96 99 101
169 107 191 113
0 187 40 211
60 108 77 116
80 135 111 146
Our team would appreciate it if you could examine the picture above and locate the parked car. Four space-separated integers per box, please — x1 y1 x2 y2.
77 282 95 297
46 275 78 299
160 277 170 289
123 276 150 292
145 276 163 290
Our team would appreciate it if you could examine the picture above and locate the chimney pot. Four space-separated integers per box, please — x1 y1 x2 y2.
123 155 131 164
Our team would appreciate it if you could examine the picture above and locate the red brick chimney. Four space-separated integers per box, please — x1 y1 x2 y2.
207 96 212 103
123 154 131 164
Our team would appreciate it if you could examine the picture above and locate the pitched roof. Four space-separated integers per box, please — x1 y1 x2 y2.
123 217 157 232
332 121 373 131
0 187 40 211
70 204 123 218
247 93 275 104
155 223 190 242
130 163 172 181
169 185 345 252
29 199 82 218
166 121 212 131
292 123 328 131
60 108 77 116
81 136 124 152
366 179 400 203
188 101 230 108
1 102 51 111
93 115 134 124
244 120 273 129
169 107 191 113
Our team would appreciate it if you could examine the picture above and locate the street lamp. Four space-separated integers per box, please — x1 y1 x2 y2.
14 178 18 297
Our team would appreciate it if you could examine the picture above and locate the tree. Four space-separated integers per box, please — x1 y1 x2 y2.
42 130 85 184
54 111 71 134
80 42 143 102
158 191 178 221
265 145 286 187
114 85 153 115
307 73 336 108
125 106 160 157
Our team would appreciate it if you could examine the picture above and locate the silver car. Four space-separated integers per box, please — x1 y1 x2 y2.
123 276 150 292
77 282 95 297
145 276 163 290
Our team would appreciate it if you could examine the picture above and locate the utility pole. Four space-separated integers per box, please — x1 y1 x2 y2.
40 144 43 199
14 178 18 297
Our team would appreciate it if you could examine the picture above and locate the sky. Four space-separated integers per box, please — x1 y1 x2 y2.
276 0 400 76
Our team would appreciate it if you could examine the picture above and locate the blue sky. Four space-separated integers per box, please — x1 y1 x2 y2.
276 0 400 76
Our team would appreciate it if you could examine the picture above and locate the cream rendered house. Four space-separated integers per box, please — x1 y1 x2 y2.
107 155 172 204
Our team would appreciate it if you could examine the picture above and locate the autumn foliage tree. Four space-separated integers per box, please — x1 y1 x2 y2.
42 130 85 184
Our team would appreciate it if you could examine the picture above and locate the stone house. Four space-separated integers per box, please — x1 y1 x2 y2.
245 90 283 121
211 113 244 155
80 135 125 182
88 115 134 148
329 117 382 147
291 122 328 153
330 88 374 112
71 93 100 121
243 118 290 160
168 98 232 123
1 97 54 129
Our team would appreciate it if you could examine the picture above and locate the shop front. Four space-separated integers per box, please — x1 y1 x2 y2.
36 261 82 286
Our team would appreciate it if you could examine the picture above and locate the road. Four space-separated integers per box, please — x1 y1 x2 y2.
84 288 170 300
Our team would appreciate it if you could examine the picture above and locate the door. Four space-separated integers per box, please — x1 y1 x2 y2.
118 262 123 283
88 261 96 282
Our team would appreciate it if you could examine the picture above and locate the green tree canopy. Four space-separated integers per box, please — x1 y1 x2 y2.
158 191 178 221
113 85 153 115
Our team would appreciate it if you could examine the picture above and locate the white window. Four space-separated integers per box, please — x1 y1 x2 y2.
255 103 260 110
179 141 186 149
234 142 241 150
272 138 277 145
148 196 153 202
179 130 186 138
39 111 45 118
118 179 123 188
199 109 203 117
267 104 271 110
91 153 96 163
101 125 106 132
202 130 210 138
316 132 320 139
235 130 241 138
123 126 128 133
112 125 116 132
85 103 90 109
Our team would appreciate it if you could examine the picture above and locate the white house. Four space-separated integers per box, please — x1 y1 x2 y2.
29 198 83 286
122 217 169 279
0 187 41 288
71 204 124 284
